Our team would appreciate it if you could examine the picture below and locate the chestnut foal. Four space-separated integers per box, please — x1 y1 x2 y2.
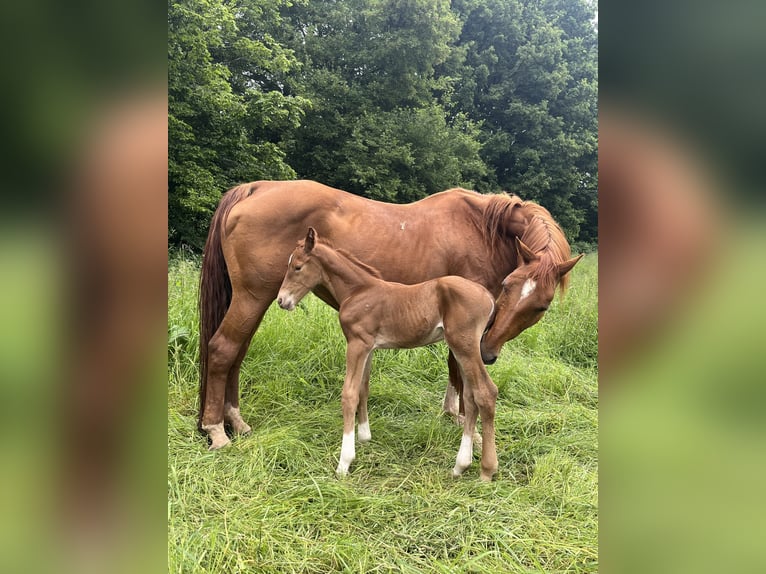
277 228 499 480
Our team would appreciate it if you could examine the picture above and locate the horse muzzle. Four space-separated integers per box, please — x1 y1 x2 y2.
277 294 295 311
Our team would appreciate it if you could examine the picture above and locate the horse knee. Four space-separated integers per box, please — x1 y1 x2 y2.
474 381 498 413
207 335 237 373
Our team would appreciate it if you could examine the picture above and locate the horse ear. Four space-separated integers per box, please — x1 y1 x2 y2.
304 227 316 252
515 237 538 264
558 254 584 277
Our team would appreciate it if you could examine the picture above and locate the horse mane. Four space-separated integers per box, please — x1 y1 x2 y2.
482 193 573 294
309 238 384 279
335 248 384 279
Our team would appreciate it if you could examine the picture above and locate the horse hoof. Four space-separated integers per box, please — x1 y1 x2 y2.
335 467 349 478
208 436 231 451
479 469 496 482
232 421 252 435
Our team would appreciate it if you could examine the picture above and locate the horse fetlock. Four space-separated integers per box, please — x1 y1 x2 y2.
453 433 473 476
224 404 252 435
479 463 498 482
202 422 230 450
357 421 371 442
337 432 355 476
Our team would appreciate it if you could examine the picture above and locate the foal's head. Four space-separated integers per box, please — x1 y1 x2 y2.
277 227 323 311
480 237 583 365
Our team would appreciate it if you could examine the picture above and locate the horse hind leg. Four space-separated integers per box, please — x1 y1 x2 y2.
223 298 271 435
356 352 373 443
201 296 266 450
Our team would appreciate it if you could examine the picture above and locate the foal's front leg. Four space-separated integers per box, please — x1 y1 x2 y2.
337 341 372 476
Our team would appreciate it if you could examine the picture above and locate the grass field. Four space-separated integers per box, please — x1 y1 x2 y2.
168 254 598 573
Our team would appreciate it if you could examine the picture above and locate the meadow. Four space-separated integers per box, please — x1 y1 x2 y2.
168 253 598 573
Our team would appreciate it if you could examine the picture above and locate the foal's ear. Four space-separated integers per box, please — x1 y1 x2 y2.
515 237 538 264
304 227 316 253
558 253 584 277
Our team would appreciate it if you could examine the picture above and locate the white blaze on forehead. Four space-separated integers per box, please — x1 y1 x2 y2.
288 253 293 266
519 279 537 301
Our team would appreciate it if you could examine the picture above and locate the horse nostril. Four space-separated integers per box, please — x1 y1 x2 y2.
277 296 283 306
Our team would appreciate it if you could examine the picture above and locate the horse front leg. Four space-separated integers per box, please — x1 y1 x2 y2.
452 376 479 478
337 341 372 476
444 351 483 451
473 368 499 482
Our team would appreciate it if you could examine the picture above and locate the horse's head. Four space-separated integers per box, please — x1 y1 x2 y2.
480 237 583 365
277 227 322 311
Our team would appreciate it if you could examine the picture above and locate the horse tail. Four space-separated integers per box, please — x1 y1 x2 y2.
198 183 254 429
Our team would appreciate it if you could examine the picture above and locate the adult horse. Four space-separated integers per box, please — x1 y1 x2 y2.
199 180 581 448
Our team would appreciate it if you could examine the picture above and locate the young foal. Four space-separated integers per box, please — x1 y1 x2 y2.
277 228 499 480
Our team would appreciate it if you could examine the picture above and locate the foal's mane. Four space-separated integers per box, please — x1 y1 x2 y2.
309 239 383 279
482 193 573 294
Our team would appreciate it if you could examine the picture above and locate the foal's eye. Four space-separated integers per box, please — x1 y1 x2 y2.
294 265 302 272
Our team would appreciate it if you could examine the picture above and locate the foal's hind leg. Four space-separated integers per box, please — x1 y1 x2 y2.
201 295 264 449
337 340 373 476
356 352 373 443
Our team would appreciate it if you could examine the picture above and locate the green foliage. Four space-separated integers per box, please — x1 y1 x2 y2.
168 0 309 249
168 0 598 248
168 254 598 572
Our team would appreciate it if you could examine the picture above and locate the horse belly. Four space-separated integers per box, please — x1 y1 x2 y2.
373 320 444 349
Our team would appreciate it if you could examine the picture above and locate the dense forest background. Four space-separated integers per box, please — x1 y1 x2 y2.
169 0 597 251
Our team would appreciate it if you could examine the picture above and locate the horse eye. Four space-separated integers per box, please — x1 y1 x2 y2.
294 265 302 272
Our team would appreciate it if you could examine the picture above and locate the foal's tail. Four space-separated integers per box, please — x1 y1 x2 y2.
198 183 254 429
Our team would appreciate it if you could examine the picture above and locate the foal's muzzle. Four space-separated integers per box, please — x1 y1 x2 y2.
277 294 295 311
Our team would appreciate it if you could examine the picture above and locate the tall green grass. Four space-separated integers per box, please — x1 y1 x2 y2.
168 254 598 573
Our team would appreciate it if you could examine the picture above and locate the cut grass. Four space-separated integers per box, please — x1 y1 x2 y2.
168 254 598 573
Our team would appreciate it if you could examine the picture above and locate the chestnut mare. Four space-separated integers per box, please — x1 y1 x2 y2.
199 180 581 450
277 228 499 479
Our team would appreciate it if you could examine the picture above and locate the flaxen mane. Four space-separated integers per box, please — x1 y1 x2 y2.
482 193 573 294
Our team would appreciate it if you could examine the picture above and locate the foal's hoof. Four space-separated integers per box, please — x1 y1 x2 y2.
335 467 350 478
479 467 497 482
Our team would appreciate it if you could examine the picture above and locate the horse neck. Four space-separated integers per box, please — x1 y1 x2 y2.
314 244 381 303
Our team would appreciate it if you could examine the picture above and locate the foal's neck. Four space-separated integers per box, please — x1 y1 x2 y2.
315 244 382 303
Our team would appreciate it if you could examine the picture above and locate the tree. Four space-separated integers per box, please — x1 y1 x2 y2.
168 0 308 249
278 0 488 202
445 0 598 243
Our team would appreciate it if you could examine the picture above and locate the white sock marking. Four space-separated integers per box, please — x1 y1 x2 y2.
453 433 474 476
358 421 371 442
337 431 356 475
